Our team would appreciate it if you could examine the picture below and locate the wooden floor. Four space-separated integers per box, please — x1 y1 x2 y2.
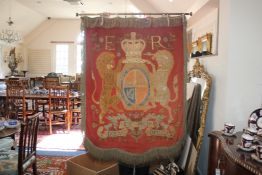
15 124 84 151
36 124 84 150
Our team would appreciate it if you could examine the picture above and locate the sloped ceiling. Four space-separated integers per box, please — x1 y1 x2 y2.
141 0 196 13
0 0 196 39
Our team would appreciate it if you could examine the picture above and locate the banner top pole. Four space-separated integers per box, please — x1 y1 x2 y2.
76 12 192 17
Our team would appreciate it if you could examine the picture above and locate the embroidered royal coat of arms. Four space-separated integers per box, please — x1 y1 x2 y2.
82 16 186 164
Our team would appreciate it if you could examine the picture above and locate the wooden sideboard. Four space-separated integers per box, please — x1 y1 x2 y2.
208 131 262 175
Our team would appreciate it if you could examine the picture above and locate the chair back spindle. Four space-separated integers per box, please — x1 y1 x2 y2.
44 77 60 89
6 86 26 120
18 112 40 175
48 85 70 134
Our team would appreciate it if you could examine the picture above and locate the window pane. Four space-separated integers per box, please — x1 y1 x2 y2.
56 44 68 74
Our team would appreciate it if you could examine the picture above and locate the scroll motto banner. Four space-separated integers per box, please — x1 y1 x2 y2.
82 17 186 164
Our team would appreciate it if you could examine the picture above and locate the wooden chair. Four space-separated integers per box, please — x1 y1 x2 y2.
6 78 32 111
35 98 49 124
30 76 44 88
69 83 81 125
47 85 70 134
70 81 80 92
6 86 26 120
0 80 6 117
19 79 30 89
34 77 48 120
71 74 81 91
59 75 73 84
5 78 30 89
44 76 60 89
0 112 40 175
71 96 81 125
5 79 21 87
37 76 60 121
0 98 5 117
6 86 35 121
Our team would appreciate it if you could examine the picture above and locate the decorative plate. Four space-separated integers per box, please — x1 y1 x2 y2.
4 120 20 129
248 108 262 131
237 144 256 152
251 153 262 163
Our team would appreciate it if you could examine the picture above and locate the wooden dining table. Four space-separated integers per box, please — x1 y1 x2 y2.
0 90 80 112
0 90 80 133
0 90 80 100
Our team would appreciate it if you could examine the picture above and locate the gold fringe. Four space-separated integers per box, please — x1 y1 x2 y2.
83 135 186 166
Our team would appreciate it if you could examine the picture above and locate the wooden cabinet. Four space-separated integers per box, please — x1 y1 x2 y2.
208 131 262 175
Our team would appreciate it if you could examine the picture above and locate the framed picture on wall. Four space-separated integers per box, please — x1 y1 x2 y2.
190 33 213 58
200 33 212 55
187 0 219 59
191 40 202 58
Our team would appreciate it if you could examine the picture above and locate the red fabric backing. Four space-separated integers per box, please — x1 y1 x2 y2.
85 26 185 154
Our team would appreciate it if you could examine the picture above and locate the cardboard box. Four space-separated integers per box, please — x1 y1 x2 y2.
67 154 119 175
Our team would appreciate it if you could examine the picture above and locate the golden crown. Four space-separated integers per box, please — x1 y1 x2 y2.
121 32 146 63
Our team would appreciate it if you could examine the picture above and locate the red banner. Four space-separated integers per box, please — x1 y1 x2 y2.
84 23 185 158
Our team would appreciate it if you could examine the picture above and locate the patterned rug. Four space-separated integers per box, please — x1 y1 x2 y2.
27 155 69 175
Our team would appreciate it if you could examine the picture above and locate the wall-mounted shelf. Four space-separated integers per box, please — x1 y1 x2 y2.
191 33 212 58
187 0 219 59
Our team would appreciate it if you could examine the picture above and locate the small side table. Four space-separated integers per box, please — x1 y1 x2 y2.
208 131 262 175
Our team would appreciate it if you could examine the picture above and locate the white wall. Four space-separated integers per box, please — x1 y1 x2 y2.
192 0 262 174
226 0 262 127
23 18 81 77
188 8 218 55
0 19 81 77
188 0 229 174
